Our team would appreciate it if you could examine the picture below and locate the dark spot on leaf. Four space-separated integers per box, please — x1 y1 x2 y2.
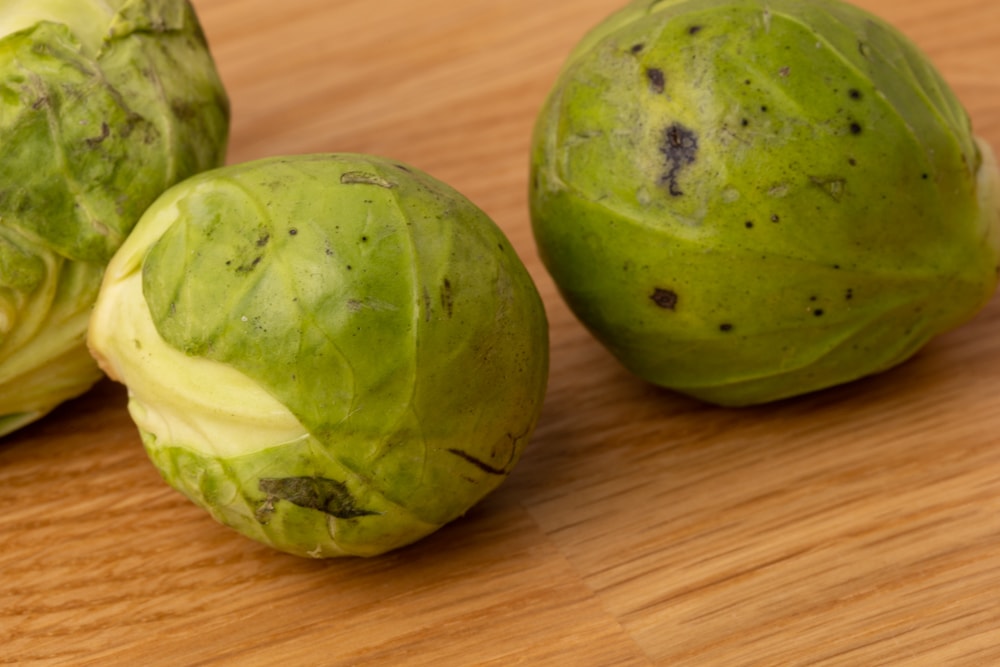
848 89 862 100
646 67 665 94
761 105 768 112
921 173 929 180
814 309 825 317
170 100 198 121
447 449 509 476
719 323 734 332
778 66 790 77
440 278 454 317
688 25 703 35
630 43 645 54
650 288 678 310
256 233 270 247
84 122 110 148
745 221 754 229
849 158 857 166
256 477 378 522
849 122 862 135
741 118 749 127
771 214 780 222
658 123 698 196
846 289 854 300
235 256 262 274
288 228 298 236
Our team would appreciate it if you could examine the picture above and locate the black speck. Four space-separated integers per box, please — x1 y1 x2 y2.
921 173 929 180
630 43 645 54
688 25 703 35
814 309 825 317
650 288 678 310
771 214 780 222
646 67 665 94
745 221 754 229
809 295 818 302
361 235 368 242
848 88 862 100
719 323 734 332
288 228 298 236
346 265 352 270
846 289 854 300
848 158 857 166
256 233 270 247
849 122 862 135
744 79 752 85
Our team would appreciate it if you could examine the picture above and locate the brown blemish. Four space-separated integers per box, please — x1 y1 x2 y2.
646 67 665 94
650 288 678 310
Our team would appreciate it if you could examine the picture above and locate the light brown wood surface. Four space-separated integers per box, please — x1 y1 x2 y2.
4 0 1000 664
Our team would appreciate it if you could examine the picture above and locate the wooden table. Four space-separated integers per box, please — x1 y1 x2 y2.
4 0 1000 664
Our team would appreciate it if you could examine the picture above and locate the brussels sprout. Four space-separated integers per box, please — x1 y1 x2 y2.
530 0 1000 405
0 0 229 436
88 154 549 557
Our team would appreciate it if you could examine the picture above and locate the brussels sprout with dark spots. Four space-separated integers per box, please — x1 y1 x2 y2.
530 0 999 405
0 0 229 436
88 154 549 557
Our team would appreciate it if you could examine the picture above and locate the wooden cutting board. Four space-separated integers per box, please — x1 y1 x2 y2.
4 0 999 664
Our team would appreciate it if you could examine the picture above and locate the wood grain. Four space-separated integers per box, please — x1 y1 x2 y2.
3 0 1000 664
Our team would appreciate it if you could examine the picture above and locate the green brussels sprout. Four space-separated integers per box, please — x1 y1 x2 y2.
87 154 549 557
530 0 1000 405
0 0 229 436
